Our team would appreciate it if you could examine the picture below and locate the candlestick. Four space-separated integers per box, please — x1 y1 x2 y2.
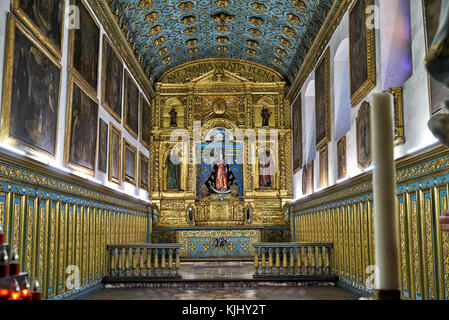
0 225 4 244
371 92 401 300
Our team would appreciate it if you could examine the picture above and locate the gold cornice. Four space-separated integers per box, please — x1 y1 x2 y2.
286 0 349 101
86 0 155 99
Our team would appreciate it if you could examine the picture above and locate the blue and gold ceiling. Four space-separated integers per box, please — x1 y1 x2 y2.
107 0 334 84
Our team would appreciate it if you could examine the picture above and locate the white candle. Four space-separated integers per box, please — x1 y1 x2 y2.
371 92 400 296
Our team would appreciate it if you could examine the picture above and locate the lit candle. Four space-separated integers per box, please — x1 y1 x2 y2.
371 92 401 300
31 280 42 301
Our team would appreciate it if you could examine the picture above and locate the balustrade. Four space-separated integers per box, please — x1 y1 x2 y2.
253 243 333 277
107 244 182 279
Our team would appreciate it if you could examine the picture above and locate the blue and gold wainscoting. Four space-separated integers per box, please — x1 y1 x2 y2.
291 145 449 300
0 149 151 300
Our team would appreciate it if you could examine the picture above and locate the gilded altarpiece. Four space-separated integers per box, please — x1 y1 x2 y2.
150 59 292 257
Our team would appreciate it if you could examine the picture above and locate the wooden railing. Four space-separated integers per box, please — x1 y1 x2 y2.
253 243 334 277
107 244 182 279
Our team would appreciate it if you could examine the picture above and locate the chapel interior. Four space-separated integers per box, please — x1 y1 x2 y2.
0 0 448 301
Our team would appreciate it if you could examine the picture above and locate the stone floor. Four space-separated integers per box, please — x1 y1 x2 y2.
82 262 359 300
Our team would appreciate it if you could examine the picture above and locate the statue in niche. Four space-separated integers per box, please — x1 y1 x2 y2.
259 149 274 188
261 105 271 127
169 106 178 127
164 148 181 190
205 148 236 194
426 0 449 146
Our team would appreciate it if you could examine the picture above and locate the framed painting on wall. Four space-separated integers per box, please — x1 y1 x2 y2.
292 93 303 174
1 14 61 157
109 124 122 185
101 35 123 122
356 101 372 169
69 0 100 94
98 119 108 173
306 161 314 195
302 165 307 195
315 48 331 150
337 136 347 181
422 0 449 114
139 152 150 191
124 70 139 139
319 145 328 189
123 139 137 186
140 96 152 150
12 0 65 59
65 76 99 175
388 87 405 146
349 0 376 107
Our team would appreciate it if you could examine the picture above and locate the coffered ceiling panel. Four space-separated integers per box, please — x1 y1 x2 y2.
107 0 334 83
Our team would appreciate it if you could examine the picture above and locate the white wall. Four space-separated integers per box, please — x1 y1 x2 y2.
292 0 438 201
0 0 151 202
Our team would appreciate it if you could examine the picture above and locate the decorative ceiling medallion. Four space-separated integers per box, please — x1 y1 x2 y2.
217 46 228 51
279 38 291 47
248 28 261 36
162 56 171 64
186 38 199 46
216 25 230 32
247 40 258 47
189 48 199 54
215 0 231 7
283 26 295 37
158 47 169 56
145 12 158 23
292 0 307 11
246 49 256 55
179 1 194 10
251 2 267 10
217 37 229 43
154 36 166 46
211 12 235 24
274 58 284 65
150 25 162 35
138 0 152 7
184 27 197 34
276 48 287 57
287 13 301 24
182 15 197 24
249 17 264 25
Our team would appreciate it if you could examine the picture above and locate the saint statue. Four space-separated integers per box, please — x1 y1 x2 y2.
165 148 180 190
426 1 449 146
205 149 236 193
261 105 271 127
259 150 274 188
169 106 178 127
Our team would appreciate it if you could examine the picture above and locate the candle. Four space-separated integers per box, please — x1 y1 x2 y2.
0 225 4 244
371 92 401 299
0 247 9 277
9 248 20 276
31 280 42 300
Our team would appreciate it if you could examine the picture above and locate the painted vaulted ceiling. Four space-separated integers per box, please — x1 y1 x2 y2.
107 0 335 84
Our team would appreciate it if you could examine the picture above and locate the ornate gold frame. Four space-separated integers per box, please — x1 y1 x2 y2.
64 74 99 176
11 0 66 60
315 47 331 150
68 0 101 97
1 13 62 158
108 123 122 185
388 87 406 146
356 101 372 170
319 145 328 188
139 151 150 191
292 92 303 174
140 95 151 150
349 0 377 107
122 138 137 186
337 136 347 180
124 70 139 139
101 34 123 122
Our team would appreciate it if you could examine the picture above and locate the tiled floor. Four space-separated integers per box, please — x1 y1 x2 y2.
82 262 359 300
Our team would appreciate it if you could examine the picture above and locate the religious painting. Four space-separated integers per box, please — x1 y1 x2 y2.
349 0 376 107
165 147 181 191
315 48 331 149
1 14 61 156
108 124 121 184
70 0 100 93
98 119 108 173
123 139 137 185
337 136 347 181
101 35 123 122
423 0 449 114
139 152 149 191
65 77 99 175
13 0 65 59
140 96 152 149
292 94 303 173
302 164 307 195
303 161 314 195
258 148 275 190
319 146 328 188
356 101 372 169
124 71 139 138
388 87 405 146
